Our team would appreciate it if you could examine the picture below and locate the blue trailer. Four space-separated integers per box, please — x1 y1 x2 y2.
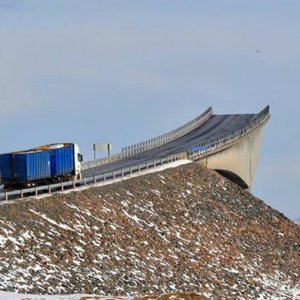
0 153 13 184
0 143 82 190
50 144 75 178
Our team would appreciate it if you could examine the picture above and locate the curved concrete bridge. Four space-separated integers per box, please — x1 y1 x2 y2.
188 107 270 189
0 106 270 200
82 106 270 189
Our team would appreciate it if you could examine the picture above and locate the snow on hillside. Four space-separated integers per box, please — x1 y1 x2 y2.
0 292 204 300
0 292 105 300
0 163 299 299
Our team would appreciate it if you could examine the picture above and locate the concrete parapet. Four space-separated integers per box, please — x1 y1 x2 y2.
199 125 264 189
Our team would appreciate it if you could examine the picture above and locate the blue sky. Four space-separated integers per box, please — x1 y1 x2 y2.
0 0 299 219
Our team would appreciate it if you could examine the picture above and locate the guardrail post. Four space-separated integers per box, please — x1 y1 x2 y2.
35 187 38 196
61 182 64 191
48 185 51 194
104 174 106 181
121 169 124 177
130 167 132 175
94 175 96 184
113 171 116 180
21 190 23 199
73 181 76 189
5 192 8 201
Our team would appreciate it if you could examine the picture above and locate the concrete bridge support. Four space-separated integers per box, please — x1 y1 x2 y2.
198 126 264 189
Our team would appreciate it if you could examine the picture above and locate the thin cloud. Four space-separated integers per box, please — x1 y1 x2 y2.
0 17 298 118
0 0 23 11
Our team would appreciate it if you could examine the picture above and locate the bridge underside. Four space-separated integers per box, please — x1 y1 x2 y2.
197 125 264 189
215 169 249 189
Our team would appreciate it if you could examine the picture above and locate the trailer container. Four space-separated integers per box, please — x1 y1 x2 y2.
0 143 82 190
0 151 51 186
50 144 75 178
0 154 13 183
14 151 51 181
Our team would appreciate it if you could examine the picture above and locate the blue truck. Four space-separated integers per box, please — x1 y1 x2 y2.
0 143 83 190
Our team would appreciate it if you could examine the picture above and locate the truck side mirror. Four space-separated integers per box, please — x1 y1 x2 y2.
78 154 83 162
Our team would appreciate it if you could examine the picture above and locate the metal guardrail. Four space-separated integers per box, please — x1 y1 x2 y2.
0 153 187 202
121 106 213 155
81 107 213 170
187 105 270 159
81 153 125 170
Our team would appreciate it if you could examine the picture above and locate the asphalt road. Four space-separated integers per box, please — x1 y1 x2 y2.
82 113 257 178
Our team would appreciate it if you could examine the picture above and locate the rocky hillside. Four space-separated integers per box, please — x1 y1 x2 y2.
0 163 299 299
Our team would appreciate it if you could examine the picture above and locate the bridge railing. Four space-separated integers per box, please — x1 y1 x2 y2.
187 105 270 159
81 107 212 170
81 152 127 170
121 106 213 155
0 152 188 202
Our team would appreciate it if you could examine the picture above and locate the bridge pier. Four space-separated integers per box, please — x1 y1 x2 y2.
197 125 264 189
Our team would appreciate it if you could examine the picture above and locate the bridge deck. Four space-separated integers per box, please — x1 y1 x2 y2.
82 113 257 178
